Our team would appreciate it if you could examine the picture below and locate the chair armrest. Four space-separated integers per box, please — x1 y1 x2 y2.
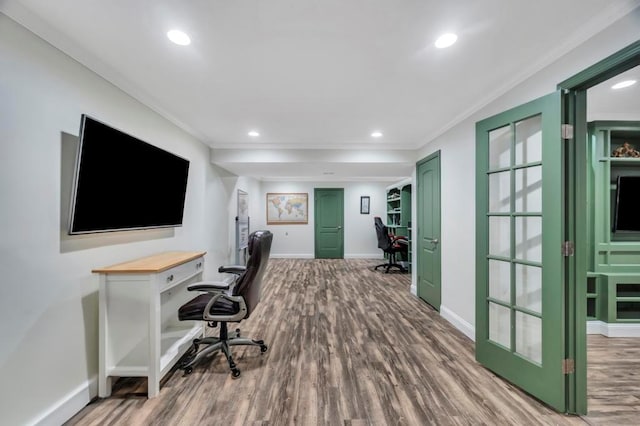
218 265 246 275
187 280 231 292
392 238 409 250
202 293 248 322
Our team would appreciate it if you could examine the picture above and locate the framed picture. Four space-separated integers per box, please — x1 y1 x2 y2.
237 189 248 222
266 193 309 224
360 196 370 214
236 190 249 253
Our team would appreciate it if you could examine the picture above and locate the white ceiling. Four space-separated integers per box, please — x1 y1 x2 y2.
588 65 640 121
2 1 639 181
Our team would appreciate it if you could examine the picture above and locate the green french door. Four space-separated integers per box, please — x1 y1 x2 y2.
476 91 566 411
314 188 344 259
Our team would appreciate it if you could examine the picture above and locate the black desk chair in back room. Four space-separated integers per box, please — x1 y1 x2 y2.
374 216 408 273
178 230 273 378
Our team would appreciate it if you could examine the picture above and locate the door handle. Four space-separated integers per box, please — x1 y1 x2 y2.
432 238 439 245
337 226 342 230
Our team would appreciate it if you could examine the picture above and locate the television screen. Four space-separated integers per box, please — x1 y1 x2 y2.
613 175 640 232
69 115 190 234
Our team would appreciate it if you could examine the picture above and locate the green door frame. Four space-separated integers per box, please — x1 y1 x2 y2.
557 40 640 415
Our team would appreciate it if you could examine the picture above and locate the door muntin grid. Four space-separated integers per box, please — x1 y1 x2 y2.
487 115 543 365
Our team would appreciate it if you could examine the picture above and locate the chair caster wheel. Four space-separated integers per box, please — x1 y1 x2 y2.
231 368 241 378
260 345 268 353
183 366 193 375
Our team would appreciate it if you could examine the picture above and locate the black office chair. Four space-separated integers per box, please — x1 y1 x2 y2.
178 230 273 378
374 216 408 273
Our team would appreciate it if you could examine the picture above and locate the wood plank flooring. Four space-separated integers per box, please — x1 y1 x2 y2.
585 334 640 425
67 259 609 425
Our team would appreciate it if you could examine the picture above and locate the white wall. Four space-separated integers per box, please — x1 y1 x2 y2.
0 14 229 425
255 181 389 258
415 7 640 338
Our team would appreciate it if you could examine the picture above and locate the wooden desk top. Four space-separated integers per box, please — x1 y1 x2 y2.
92 251 206 274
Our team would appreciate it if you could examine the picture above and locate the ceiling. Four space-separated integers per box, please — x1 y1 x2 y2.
588 65 640 121
2 1 639 181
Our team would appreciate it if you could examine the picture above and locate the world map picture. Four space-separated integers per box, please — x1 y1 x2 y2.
266 193 308 224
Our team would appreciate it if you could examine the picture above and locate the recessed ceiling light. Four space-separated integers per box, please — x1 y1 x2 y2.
435 33 458 49
371 131 383 138
612 80 637 90
248 131 260 137
167 30 191 46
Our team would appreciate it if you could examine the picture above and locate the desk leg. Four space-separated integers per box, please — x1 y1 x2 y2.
147 378 159 399
148 281 161 398
98 275 112 397
98 376 112 398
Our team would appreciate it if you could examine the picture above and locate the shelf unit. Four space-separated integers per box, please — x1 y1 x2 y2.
586 274 600 319
94 251 206 398
608 275 640 321
586 121 640 324
386 179 412 270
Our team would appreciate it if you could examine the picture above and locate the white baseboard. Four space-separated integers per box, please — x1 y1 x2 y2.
29 376 97 426
270 254 384 259
587 320 640 337
440 305 475 342
345 253 384 259
432 311 640 342
270 253 314 259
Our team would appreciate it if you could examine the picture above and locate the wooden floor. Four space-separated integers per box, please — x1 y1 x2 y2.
66 259 633 425
585 334 640 425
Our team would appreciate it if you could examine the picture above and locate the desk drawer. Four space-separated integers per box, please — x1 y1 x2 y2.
158 257 204 292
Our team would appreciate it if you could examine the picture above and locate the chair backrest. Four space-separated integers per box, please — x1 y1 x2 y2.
374 217 392 252
232 230 273 318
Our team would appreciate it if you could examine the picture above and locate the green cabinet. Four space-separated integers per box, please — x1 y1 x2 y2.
607 276 640 322
586 274 602 320
587 121 640 323
386 179 411 268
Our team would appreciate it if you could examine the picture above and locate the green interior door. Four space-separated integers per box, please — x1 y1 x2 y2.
476 91 566 411
417 152 441 309
314 188 344 259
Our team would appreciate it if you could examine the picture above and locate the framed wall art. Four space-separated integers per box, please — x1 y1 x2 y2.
360 196 370 214
266 192 308 224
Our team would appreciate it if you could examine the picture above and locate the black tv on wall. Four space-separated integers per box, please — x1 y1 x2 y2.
68 115 190 234
613 175 640 233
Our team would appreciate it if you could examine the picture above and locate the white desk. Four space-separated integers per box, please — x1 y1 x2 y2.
94 251 206 398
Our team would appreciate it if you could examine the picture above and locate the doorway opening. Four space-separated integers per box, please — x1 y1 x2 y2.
577 64 640 423
559 40 640 415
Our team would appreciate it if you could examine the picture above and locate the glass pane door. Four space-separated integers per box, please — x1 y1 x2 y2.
476 91 565 411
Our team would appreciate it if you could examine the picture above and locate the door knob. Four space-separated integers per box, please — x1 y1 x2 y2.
432 238 439 245
337 226 342 230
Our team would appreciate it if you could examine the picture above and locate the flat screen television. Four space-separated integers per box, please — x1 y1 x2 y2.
68 115 190 234
613 175 640 233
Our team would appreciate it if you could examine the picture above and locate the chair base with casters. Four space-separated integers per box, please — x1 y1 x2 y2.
374 251 407 273
179 320 267 378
